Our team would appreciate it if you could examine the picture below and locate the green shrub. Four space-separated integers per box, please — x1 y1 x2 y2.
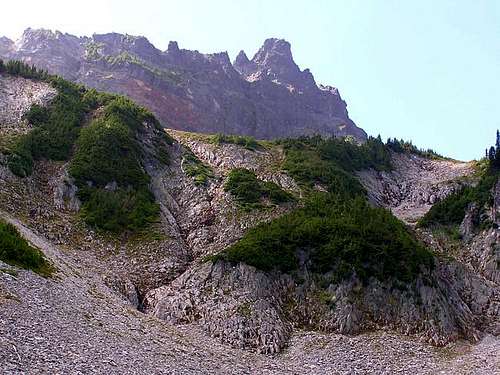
182 149 214 185
215 193 433 283
212 133 260 150
0 219 53 276
261 181 294 204
215 135 434 285
23 104 49 126
419 167 499 228
279 137 373 198
81 88 116 110
79 187 159 233
69 118 147 189
224 168 263 205
386 138 446 160
8 77 86 175
69 97 162 232
3 60 49 80
3 64 166 233
7 142 34 177
224 168 294 209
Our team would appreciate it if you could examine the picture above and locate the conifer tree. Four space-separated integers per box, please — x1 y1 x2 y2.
495 129 500 168
488 146 496 161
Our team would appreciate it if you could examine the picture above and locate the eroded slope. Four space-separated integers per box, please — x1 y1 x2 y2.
357 152 474 223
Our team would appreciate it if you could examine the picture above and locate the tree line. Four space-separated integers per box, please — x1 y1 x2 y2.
486 130 500 169
0 58 50 80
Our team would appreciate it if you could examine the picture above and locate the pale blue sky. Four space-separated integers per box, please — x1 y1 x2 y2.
2 0 499 160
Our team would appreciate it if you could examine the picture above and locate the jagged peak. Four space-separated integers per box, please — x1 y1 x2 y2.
234 50 250 66
0 36 14 54
18 28 72 42
252 38 293 65
14 28 81 54
0 36 13 44
319 84 340 95
167 41 180 53
92 32 152 47
207 51 231 65
243 37 320 91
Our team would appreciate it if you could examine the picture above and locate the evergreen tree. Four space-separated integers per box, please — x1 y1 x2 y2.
488 146 496 161
495 129 500 168
0 59 4 73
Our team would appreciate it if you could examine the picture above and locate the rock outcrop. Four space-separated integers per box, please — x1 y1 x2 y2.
0 29 366 141
357 153 474 223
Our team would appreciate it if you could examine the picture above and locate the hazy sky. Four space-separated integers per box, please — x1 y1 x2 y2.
2 0 499 160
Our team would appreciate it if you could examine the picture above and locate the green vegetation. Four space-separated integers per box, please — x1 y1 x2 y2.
8 77 86 177
98 51 182 84
419 166 499 228
419 130 500 229
224 168 294 210
0 59 49 80
486 129 500 169
212 133 260 151
215 193 433 283
0 219 53 276
279 135 391 197
77 188 159 233
84 41 105 60
2 60 167 234
69 96 161 233
182 148 214 185
386 138 446 160
215 134 435 285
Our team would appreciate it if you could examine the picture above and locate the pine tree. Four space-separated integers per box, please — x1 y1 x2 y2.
495 130 500 168
488 146 496 161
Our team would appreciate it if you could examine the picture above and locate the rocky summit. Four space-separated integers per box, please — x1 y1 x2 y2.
0 28 366 141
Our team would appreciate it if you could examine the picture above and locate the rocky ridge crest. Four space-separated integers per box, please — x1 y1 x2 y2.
0 28 366 141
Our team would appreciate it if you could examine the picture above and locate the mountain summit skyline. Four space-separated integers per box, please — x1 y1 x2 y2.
0 28 367 141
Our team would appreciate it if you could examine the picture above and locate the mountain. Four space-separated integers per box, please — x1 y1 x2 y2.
0 28 366 141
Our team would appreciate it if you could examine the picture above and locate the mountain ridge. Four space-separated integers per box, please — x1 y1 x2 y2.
0 28 366 141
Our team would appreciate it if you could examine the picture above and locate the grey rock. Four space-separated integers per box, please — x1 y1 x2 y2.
460 203 479 240
357 152 473 223
1 29 367 141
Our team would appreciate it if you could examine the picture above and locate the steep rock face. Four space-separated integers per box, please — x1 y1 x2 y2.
1 29 366 141
151 131 298 259
13 28 84 80
145 256 498 353
456 179 500 285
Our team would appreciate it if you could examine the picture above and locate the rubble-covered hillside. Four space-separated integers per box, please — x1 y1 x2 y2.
0 66 499 374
